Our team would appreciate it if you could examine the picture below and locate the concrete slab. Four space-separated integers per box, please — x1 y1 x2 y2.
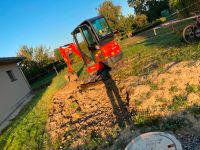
125 132 182 150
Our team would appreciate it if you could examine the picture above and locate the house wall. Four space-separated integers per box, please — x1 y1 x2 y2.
0 63 31 124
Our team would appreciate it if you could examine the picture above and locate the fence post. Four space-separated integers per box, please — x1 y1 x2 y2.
153 28 157 36
53 65 58 75
171 21 175 33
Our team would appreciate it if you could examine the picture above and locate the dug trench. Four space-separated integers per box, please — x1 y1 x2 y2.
47 61 200 150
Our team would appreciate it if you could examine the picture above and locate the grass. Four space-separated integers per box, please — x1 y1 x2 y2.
157 98 168 103
0 68 68 150
146 81 158 90
185 84 199 94
168 95 187 111
117 31 200 79
133 111 189 132
161 117 188 131
169 85 179 93
189 104 200 115
115 138 128 150
31 72 56 90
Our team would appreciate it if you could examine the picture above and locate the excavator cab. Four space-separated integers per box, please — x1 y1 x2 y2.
60 16 122 75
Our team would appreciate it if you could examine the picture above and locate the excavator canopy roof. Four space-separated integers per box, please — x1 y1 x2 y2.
72 16 104 34
71 15 114 46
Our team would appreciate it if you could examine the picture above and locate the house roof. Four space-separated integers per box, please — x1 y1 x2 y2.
0 57 25 66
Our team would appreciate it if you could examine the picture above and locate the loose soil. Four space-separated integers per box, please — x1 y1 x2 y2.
47 61 200 150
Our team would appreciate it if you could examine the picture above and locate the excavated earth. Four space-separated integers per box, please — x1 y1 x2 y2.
47 61 200 150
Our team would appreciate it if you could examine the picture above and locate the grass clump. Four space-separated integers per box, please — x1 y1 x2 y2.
115 138 128 150
168 95 187 111
157 98 168 103
186 84 199 94
79 131 104 150
169 85 179 93
189 104 200 115
161 117 188 131
146 81 158 90
133 114 147 126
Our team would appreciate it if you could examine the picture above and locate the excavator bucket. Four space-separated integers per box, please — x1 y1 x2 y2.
59 44 81 81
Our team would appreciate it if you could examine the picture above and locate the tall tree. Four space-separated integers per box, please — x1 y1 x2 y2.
17 45 39 80
119 15 135 36
97 0 122 30
127 0 147 14
17 45 33 61
169 0 200 17
134 14 148 28
34 46 49 66
145 0 169 21
128 0 169 22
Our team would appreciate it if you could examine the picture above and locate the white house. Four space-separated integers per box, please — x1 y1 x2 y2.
0 57 31 126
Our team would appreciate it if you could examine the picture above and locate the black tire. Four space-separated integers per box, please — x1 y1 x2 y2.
194 26 200 40
183 25 195 44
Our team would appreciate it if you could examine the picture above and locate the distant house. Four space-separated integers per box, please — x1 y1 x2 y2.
0 57 31 126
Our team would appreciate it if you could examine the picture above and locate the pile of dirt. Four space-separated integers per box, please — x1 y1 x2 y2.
47 61 200 149
47 75 134 149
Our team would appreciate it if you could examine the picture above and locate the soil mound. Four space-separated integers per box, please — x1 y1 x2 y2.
47 61 200 149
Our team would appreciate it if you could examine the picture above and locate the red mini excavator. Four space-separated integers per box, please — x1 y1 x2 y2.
59 16 122 80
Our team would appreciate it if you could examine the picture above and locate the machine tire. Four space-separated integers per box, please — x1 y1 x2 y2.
183 25 195 44
194 26 200 40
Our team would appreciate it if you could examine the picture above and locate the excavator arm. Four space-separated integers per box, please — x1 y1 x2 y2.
59 43 83 73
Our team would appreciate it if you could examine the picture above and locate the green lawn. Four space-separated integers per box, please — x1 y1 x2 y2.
117 29 200 79
31 72 56 90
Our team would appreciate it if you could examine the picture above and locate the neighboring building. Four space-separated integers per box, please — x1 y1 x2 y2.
0 57 31 126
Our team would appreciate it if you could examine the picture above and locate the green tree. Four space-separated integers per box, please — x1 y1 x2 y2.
134 14 148 28
34 46 50 67
17 45 34 61
54 48 63 61
169 0 200 17
97 0 122 31
127 0 147 14
145 0 169 21
128 0 169 22
119 15 135 37
17 45 54 81
17 45 40 80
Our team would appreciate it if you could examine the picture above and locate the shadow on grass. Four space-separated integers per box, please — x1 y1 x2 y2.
31 72 56 91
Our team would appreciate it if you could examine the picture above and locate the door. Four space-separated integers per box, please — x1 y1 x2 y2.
81 25 105 63
74 29 95 66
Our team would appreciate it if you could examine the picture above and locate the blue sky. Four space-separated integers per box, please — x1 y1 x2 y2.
0 0 134 57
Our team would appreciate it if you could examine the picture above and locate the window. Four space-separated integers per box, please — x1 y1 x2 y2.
91 17 111 38
82 26 96 46
6 70 17 82
75 32 91 58
74 32 95 65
